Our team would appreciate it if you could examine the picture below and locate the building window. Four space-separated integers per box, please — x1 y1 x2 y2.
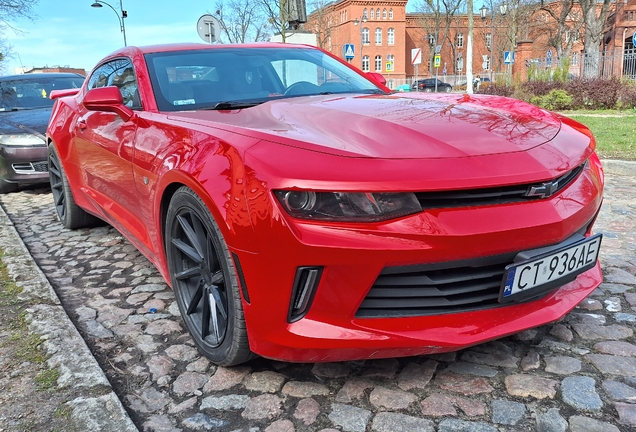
388 28 395 45
362 55 370 72
363 8 368 19
376 8 380 19
370 9 374 19
572 52 579 65
457 33 464 48
486 33 491 49
375 55 382 71
573 30 580 43
375 28 382 44
565 29 570 42
389 8 393 19
362 27 369 44
484 55 490 70
383 9 387 19
387 79 394 89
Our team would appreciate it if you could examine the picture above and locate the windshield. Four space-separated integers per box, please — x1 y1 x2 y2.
0 76 85 111
145 46 385 112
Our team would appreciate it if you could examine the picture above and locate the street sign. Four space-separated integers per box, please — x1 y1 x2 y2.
458 51 462 58
343 44 355 59
504 51 515 64
435 44 442 53
386 61 393 71
411 48 422 65
434 54 441 68
632 30 636 45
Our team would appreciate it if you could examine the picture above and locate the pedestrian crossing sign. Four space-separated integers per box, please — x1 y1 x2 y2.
434 55 441 68
344 44 355 59
504 51 515 64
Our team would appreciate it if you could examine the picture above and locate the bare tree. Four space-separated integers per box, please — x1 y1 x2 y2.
306 0 336 49
0 0 38 29
538 0 584 60
214 0 270 43
258 0 295 43
578 0 613 75
413 0 463 73
0 0 40 70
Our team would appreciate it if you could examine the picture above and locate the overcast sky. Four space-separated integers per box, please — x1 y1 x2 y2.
4 0 214 74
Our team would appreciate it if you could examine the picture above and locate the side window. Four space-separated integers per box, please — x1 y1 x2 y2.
86 58 142 109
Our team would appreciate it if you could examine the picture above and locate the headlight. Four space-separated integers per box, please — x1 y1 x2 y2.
274 190 422 222
0 134 46 146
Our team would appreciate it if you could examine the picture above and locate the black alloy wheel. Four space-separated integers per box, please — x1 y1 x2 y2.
166 187 252 366
48 144 98 229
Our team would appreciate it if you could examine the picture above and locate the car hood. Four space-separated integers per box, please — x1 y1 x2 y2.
168 93 562 159
0 107 51 137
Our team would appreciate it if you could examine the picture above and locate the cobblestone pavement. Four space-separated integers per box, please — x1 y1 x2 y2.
0 163 635 432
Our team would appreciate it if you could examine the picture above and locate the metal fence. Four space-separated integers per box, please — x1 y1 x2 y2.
525 48 636 81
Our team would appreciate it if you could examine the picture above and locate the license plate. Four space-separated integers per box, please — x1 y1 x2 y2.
500 234 602 302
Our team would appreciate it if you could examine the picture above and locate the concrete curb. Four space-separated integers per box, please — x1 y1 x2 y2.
601 159 636 176
0 204 138 432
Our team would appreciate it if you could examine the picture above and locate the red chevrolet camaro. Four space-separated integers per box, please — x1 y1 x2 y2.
46 43 603 366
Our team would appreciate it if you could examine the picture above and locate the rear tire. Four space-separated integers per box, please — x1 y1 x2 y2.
0 178 18 194
48 144 100 229
165 187 254 366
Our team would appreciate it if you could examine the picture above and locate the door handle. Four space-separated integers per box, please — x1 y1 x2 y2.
77 119 87 131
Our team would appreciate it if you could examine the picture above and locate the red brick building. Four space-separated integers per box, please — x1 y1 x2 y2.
307 0 636 86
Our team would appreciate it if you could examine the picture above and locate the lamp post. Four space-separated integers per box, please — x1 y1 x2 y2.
91 0 128 47
353 15 368 71
480 3 507 82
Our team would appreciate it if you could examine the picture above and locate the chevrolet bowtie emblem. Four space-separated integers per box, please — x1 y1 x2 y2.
526 180 559 198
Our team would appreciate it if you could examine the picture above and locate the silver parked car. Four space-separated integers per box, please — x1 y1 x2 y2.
0 73 85 193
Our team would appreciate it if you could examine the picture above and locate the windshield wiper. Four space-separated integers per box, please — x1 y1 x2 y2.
207 100 265 110
357 89 387 95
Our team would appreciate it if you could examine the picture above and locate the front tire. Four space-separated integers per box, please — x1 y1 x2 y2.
48 144 99 229
165 187 253 366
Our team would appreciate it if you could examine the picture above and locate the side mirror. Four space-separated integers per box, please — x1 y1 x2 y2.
366 72 387 86
50 88 80 100
83 86 133 122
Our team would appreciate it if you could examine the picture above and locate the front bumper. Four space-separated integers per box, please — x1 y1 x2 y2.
233 154 604 363
0 144 48 184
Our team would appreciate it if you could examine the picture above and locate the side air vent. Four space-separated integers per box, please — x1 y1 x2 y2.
288 266 323 323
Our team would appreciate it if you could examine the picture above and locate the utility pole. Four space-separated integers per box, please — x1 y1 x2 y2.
466 0 474 94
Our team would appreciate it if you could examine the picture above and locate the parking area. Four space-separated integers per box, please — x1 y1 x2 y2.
0 164 635 431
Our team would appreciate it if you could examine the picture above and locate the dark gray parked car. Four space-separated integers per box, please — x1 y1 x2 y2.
0 73 85 193
412 78 452 93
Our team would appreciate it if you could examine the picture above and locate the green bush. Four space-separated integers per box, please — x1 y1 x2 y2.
530 89 573 110
481 77 636 110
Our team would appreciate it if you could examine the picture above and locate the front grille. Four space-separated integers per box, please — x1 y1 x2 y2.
356 253 516 318
415 161 586 210
357 227 592 318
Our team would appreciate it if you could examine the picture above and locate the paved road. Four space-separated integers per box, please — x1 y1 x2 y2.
1 162 635 432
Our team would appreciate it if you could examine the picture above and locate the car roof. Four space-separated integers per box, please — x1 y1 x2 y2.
113 42 313 56
0 73 85 81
